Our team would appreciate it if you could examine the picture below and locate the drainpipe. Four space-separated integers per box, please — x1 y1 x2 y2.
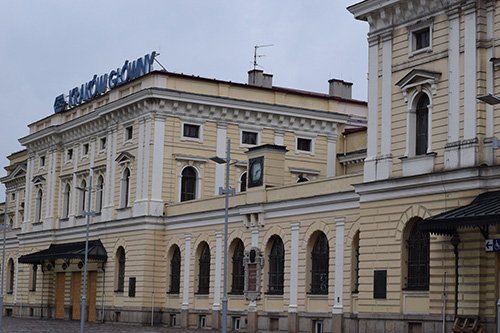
450 233 460 318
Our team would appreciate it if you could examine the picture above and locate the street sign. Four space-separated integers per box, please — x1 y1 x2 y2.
485 239 500 251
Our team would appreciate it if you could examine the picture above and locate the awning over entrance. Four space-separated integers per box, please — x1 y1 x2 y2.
419 191 500 236
18 239 107 265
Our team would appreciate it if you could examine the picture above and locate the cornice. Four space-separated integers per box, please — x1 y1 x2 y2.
349 0 470 34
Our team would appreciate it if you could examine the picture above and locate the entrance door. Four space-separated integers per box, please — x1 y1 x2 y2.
55 273 65 319
71 272 81 320
87 271 97 322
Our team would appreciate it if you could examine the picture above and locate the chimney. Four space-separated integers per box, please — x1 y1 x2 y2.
248 69 273 88
328 78 353 99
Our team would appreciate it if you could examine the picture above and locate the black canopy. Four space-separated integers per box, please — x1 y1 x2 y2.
419 191 500 236
19 239 107 265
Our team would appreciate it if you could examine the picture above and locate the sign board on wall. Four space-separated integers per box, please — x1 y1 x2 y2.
53 51 156 113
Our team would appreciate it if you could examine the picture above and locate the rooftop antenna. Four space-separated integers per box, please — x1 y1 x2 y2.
253 44 273 70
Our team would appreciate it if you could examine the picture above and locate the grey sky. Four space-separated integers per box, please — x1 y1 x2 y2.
0 0 368 200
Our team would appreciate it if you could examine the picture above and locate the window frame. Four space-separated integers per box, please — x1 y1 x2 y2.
267 236 284 295
66 148 74 163
35 189 43 223
230 240 245 294
408 23 433 57
180 166 198 202
95 175 104 214
404 219 430 291
181 121 203 142
309 233 329 295
295 134 315 155
240 129 260 147
115 247 126 292
169 246 181 294
62 183 71 219
197 243 211 295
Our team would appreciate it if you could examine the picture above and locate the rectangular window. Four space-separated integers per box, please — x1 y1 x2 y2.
242 131 258 145
414 28 430 50
373 270 387 299
125 126 133 141
128 277 136 297
100 137 107 151
66 148 73 162
39 155 45 167
82 143 89 156
183 124 200 139
297 138 312 152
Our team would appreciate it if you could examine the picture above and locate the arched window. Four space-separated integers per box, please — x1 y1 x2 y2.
169 246 181 294
120 168 130 208
415 94 429 155
95 175 104 213
62 183 70 219
405 219 429 290
231 240 245 294
7 258 14 293
198 242 210 294
268 236 284 294
181 167 197 202
239 172 247 193
78 179 87 216
115 247 126 292
297 175 310 183
310 232 329 294
35 189 43 222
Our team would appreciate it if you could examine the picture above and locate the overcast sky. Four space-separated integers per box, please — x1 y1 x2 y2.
0 0 368 201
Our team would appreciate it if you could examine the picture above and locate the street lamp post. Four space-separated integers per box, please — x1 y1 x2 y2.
77 175 95 333
0 194 10 333
210 140 235 333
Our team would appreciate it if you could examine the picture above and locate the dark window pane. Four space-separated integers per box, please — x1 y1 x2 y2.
184 124 200 138
198 243 210 294
416 94 429 155
169 247 181 293
181 167 197 202
310 233 329 294
268 237 284 294
297 138 312 152
406 221 429 290
415 28 430 50
242 131 257 145
231 241 245 294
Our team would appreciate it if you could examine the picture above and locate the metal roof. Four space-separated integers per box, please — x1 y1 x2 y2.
419 191 500 236
19 239 107 265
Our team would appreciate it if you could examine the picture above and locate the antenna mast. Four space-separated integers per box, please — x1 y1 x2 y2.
253 44 273 70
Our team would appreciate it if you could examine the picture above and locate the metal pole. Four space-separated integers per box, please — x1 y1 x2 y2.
0 193 9 333
222 139 230 333
151 292 154 327
80 175 93 333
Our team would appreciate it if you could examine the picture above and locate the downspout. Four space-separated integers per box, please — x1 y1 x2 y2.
450 233 460 318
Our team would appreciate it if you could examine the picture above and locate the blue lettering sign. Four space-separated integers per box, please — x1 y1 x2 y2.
54 51 156 113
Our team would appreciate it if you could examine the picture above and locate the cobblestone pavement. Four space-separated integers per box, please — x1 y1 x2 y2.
0 316 215 332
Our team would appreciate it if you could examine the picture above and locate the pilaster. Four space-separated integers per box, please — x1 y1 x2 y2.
215 123 227 195
213 230 222 311
326 135 337 178
150 112 166 216
364 35 379 182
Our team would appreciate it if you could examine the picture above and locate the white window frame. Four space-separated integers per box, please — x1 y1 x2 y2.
181 121 203 143
81 143 90 158
295 134 315 155
178 165 202 202
240 128 261 147
408 23 433 57
66 148 74 163
124 125 133 143
62 183 71 219
77 179 87 216
99 137 107 152
39 155 46 169
405 89 433 158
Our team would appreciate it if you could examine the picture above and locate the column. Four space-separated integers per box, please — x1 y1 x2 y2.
133 118 145 214
150 113 166 216
377 32 392 180
485 3 496 165
181 234 191 328
22 154 34 232
215 123 227 195
364 35 379 182
213 231 223 310
461 2 478 167
102 126 117 221
70 144 79 226
212 231 223 329
288 222 300 333
326 135 337 178
142 116 152 208
445 8 461 169
332 217 345 332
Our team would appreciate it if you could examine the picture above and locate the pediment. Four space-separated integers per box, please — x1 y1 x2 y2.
115 151 135 164
32 175 46 185
396 69 441 102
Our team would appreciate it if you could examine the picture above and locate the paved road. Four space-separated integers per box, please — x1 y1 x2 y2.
0 316 214 332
